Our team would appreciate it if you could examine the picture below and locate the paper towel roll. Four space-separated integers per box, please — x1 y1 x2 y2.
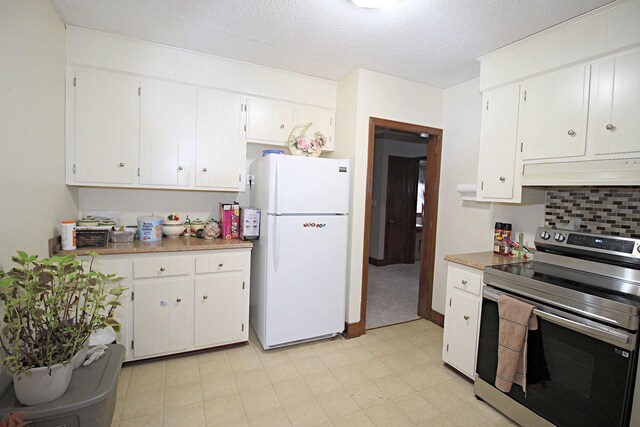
456 184 477 194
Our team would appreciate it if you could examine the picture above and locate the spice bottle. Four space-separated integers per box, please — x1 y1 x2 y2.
493 222 503 254
501 223 512 256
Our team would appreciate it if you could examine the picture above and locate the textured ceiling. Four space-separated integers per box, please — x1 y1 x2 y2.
50 0 614 88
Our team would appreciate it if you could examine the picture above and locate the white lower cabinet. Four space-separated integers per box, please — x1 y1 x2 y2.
442 263 483 380
86 248 251 361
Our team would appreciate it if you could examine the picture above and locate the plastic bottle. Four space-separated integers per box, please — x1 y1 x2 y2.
501 223 512 256
493 222 503 254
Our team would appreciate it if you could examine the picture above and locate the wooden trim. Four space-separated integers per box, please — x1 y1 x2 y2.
342 321 365 339
430 310 445 328
361 117 443 330
368 257 386 267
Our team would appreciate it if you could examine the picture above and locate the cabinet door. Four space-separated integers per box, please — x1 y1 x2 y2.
443 288 481 379
195 89 245 190
140 80 196 186
194 274 246 348
246 97 294 144
133 279 193 358
74 69 139 184
591 48 640 155
519 64 590 160
476 84 520 199
293 105 336 152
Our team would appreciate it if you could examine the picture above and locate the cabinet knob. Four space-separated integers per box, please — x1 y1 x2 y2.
280 124 285 129
606 123 615 131
464 315 470 320
119 162 125 167
202 167 208 172
461 280 467 285
567 129 576 136
499 176 506 183
178 165 184 171
176 298 182 303
160 267 166 272
203 295 208 300
218 263 224 267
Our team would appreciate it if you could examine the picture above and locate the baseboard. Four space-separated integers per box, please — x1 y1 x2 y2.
342 321 365 339
368 257 386 266
429 310 444 327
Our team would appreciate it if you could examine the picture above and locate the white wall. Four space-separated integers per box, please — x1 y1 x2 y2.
0 0 78 269
369 138 427 260
334 69 443 324
433 78 545 314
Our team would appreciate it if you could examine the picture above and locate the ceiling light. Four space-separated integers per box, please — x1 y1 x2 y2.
351 0 400 9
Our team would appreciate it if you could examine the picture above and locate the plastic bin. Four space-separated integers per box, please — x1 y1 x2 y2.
0 344 125 427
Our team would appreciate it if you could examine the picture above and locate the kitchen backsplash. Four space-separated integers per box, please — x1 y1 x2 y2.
545 187 640 238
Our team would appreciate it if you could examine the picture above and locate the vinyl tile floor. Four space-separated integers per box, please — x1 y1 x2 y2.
112 320 518 427
366 263 421 330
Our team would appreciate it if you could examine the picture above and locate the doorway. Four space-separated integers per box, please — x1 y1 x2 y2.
357 117 443 333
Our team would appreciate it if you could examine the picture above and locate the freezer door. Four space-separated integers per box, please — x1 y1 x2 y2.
265 214 347 347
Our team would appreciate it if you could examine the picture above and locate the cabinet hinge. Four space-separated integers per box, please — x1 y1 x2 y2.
244 124 247 132
73 164 76 174
131 340 134 350
481 181 484 191
485 101 489 110
73 77 77 87
242 281 245 290
330 117 333 126
523 90 527 102
131 291 135 301
241 323 245 332
446 343 449 352
138 87 141 96
520 142 523 153
239 174 242 182
137 168 140 177
449 298 452 307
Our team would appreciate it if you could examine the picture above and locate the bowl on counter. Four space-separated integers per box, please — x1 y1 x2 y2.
163 220 185 238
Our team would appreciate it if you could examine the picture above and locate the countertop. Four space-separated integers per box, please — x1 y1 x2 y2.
444 251 528 271
53 236 253 256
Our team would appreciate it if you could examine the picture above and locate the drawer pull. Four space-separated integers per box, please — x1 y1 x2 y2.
461 280 467 285
203 295 208 300
176 298 182 303
160 267 166 272
464 315 470 320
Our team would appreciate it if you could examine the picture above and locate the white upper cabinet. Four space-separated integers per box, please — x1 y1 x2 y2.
476 84 520 200
72 69 139 184
590 48 640 156
139 80 196 187
245 96 294 144
518 64 590 160
293 105 336 152
195 89 246 190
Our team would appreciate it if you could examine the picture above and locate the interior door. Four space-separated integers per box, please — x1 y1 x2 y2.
384 156 419 265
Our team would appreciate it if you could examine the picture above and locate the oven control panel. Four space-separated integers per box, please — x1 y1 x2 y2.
535 227 640 262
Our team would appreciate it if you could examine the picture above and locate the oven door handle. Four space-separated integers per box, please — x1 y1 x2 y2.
483 288 631 346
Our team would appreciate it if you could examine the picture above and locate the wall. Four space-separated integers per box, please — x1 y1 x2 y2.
334 69 443 324
369 138 427 260
545 187 640 238
434 78 545 314
0 0 78 269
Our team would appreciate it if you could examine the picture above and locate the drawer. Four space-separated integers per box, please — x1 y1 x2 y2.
195 252 242 274
133 256 191 279
448 264 482 296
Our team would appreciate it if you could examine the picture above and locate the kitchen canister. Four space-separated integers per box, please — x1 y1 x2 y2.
60 220 76 250
137 215 164 241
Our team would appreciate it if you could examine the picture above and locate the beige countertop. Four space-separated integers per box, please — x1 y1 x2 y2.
53 236 253 257
444 251 528 271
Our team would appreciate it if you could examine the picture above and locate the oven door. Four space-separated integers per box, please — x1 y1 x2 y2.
476 286 638 427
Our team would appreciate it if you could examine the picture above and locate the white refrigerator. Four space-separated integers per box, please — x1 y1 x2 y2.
249 155 350 350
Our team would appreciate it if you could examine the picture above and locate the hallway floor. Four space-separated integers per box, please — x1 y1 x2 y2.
366 262 421 330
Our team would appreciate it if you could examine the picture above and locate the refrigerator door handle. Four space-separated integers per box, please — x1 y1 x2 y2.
275 159 281 215
273 215 280 272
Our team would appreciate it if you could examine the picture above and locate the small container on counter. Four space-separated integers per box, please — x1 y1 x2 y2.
60 220 76 250
137 215 164 242
77 216 100 227
190 218 205 237
493 222 503 254
501 223 512 256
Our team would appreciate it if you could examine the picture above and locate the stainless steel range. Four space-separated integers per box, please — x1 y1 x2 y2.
475 227 640 427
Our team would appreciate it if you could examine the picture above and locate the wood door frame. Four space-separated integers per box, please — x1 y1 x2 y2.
346 117 443 338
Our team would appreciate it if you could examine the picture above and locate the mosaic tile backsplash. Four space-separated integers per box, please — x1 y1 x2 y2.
545 187 640 238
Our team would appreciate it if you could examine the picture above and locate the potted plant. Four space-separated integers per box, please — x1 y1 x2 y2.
0 251 125 405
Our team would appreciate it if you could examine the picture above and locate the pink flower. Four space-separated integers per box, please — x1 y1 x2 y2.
296 138 309 150
310 139 320 148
